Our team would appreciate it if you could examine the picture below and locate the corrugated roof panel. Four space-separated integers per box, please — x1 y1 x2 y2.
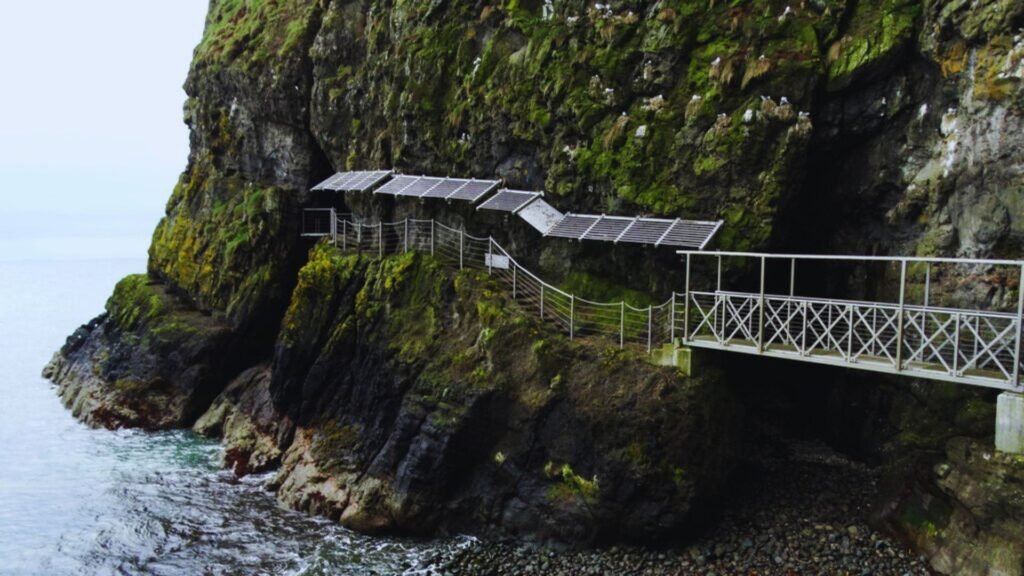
374 175 421 195
657 219 724 248
420 178 467 199
545 214 600 239
447 179 500 202
477 189 541 213
581 216 633 242
312 170 393 192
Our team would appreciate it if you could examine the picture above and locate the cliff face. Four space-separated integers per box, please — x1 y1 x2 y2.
44 0 1024 568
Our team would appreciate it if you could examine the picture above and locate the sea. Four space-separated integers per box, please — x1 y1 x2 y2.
0 258 457 575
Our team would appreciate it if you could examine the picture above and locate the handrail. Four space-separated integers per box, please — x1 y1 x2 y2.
678 250 1024 267
701 290 1020 319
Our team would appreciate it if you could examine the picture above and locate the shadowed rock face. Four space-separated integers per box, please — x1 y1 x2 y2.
42 0 1024 567
262 247 741 544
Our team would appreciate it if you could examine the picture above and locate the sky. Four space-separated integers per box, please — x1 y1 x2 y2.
0 1 209 261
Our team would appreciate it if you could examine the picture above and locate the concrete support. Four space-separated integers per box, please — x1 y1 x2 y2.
650 344 695 376
996 392 1024 454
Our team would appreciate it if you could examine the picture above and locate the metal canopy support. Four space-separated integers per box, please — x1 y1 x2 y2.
488 237 493 275
330 208 338 247
682 254 691 343
459 229 464 270
404 219 410 253
430 220 435 256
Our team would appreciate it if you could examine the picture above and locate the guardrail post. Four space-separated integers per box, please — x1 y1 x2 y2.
716 255 723 342
404 219 409 253
430 220 435 256
757 255 766 353
330 208 337 247
953 313 961 376
342 219 347 251
924 263 931 307
847 304 854 362
895 260 908 371
647 305 653 353
570 294 575 340
670 293 677 345
1015 264 1024 388
800 301 808 356
620 301 625 349
512 265 517 299
487 237 493 275
540 285 545 318
459 228 464 270
378 223 383 259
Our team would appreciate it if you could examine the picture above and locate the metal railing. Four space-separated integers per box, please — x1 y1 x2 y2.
302 210 1024 391
305 210 674 352
675 251 1024 391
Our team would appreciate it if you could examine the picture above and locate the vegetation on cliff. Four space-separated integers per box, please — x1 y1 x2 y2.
266 243 740 543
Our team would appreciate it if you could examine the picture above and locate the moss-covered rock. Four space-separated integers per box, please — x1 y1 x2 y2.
881 437 1024 575
43 275 234 429
266 244 741 544
826 0 921 91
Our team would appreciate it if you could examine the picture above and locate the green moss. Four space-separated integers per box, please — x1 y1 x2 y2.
149 155 290 321
107 275 209 345
311 419 362 473
545 461 600 505
826 0 920 90
109 275 167 332
559 271 654 307
898 491 952 542
194 0 320 70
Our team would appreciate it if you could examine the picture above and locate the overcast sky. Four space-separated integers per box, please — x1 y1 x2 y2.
0 1 208 260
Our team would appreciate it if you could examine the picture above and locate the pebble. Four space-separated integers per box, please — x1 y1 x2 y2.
421 440 934 575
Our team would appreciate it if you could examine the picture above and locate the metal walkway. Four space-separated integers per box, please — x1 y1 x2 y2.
301 210 1024 392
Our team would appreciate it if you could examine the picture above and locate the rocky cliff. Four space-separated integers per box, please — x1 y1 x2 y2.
45 0 1024 571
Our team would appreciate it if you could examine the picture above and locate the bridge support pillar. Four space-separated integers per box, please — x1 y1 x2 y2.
650 344 695 376
996 392 1024 454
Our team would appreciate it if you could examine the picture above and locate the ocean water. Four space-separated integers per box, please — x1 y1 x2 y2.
0 259 455 576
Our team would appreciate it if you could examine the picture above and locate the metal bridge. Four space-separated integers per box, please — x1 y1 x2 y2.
301 209 1024 393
